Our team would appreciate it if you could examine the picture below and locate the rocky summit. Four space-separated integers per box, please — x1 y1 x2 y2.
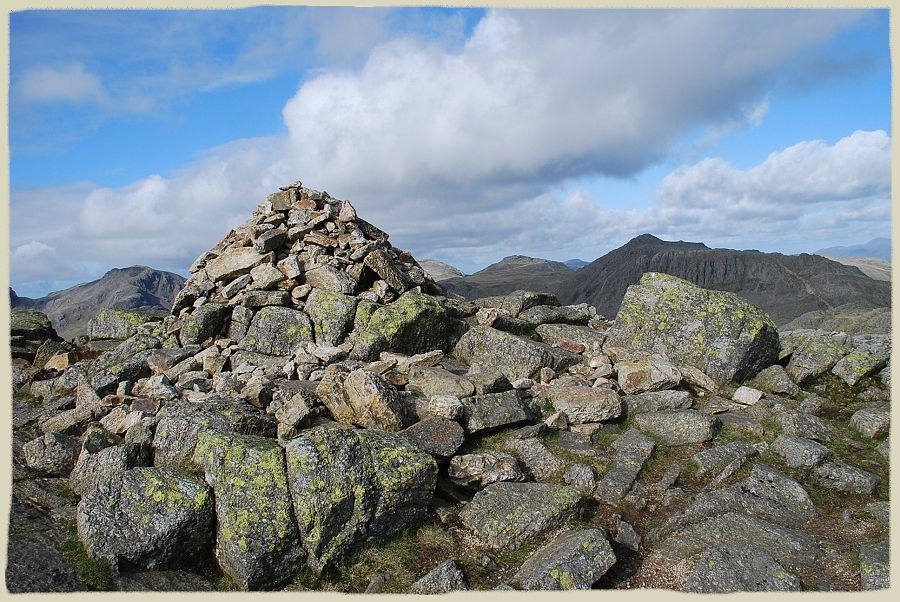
7 180 890 593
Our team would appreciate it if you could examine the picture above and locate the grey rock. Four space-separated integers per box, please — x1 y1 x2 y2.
832 334 890 386
746 365 799 397
254 228 286 253
459 482 582 550
305 265 357 295
850 408 890 438
147 346 201 374
812 462 880 494
69 443 150 496
511 529 616 590
563 463 596 494
777 411 831 442
543 385 622 423
691 442 759 476
731 385 764 406
859 539 889 590
460 390 531 434
178 303 226 346
770 434 830 468
205 247 267 281
342 368 408 431
466 365 512 395
364 248 409 293
448 452 526 489
615 520 641 552
594 429 656 504
305 289 358 346
275 390 315 439
76 467 214 570
634 409 716 445
116 570 214 591
605 273 779 384
5 531 87 592
506 437 564 481
534 323 606 349
23 432 81 476
248 262 285 289
622 390 693 415
284 427 437 572
876 436 889 458
400 418 465 459
414 395 463 421
685 544 801 592
453 325 581 382
239 306 313 356
781 329 848 384
865 501 890 526
243 290 290 307
616 359 682 394
410 560 468 594
193 430 304 590
406 366 475 399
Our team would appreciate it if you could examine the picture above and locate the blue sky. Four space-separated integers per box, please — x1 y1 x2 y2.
8 8 891 297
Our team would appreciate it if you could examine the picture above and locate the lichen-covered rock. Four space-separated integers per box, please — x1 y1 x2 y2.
605 273 779 385
563 464 597 494
622 390 692 416
152 398 276 470
459 482 581 550
459 390 531 434
193 430 304 590
769 435 829 468
812 462 879 494
690 442 759 476
305 289 358 346
351 292 463 361
304 265 357 294
283 427 437 572
634 409 716 445
11 310 61 360
178 303 226 346
542 385 622 424
453 325 580 382
69 443 151 496
238 306 313 356
534 323 606 349
594 429 656 504
204 247 267 282
511 529 616 590
405 366 475 399
342 368 408 431
76 467 214 570
684 544 801 592
400 418 465 459
746 365 799 397
616 359 682 394
780 330 848 384
859 539 889 590
23 432 81 476
831 334 890 387
777 411 831 442
410 560 468 594
506 438 564 481
88 309 147 341
448 452 526 489
849 408 890 439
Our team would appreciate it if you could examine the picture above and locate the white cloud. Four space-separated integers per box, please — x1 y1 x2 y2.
17 62 106 104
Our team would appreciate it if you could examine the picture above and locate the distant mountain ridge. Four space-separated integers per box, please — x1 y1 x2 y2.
560 234 891 324
11 266 186 340
440 255 573 299
564 259 589 271
815 237 891 262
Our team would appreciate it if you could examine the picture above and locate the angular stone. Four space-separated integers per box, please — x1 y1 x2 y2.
400 418 465 459
364 249 409 293
543 385 622 424
459 482 582 550
691 442 759 476
781 330 848 384
410 560 468 594
406 366 475 399
249 262 285 289
534 323 606 350
69 443 150 496
685 544 801 592
616 359 682 394
193 431 304 590
239 306 313 356
850 408 890 438
812 462 879 494
205 247 267 282
414 395 463 422
746 365 799 397
243 290 290 307
460 390 530 434
512 529 616 590
342 369 408 431
634 409 716 445
593 429 655 505
179 303 226 346
448 452 525 489
770 434 830 468
506 438 564 481
453 326 581 382
254 228 286 253
284 427 437 572
148 346 201 374
23 432 81 476
859 539 889 590
304 265 357 295
305 289 358 346
76 467 214 570
622 390 692 416
563 464 597 494
777 411 831 442
732 386 764 406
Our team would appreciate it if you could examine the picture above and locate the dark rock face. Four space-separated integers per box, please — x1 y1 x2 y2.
560 234 890 325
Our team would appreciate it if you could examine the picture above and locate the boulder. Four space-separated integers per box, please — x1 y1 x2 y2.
409 560 468 594
453 325 580 382
459 482 581 550
685 545 801 592
616 359 682 394
76 467 214 570
622 390 692 415
777 411 831 442
284 427 437 572
849 408 890 439
746 365 799 397
406 366 475 399
69 443 151 496
859 539 889 590
593 429 656 504
534 323 606 350
22 432 81 476
769 435 829 469
400 418 465 459
831 334 890 387
511 529 616 590
732 386 764 406
634 409 717 445
780 330 848 384
238 306 313 356
506 438 564 481
204 247 267 282
459 390 531 434
342 369 408 431
305 289 358 346
542 385 622 423
690 442 759 477
448 452 526 489
193 430 304 590
811 462 880 494
605 273 779 384
87 309 146 341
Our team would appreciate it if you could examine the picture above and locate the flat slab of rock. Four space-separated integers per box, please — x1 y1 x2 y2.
193 431 304 590
777 411 831 442
511 529 616 590
453 325 580 382
850 408 890 438
534 323 607 350
505 438 564 481
23 432 80 476
284 427 437 572
859 539 889 590
459 390 531 434
400 418 465 459
812 461 880 494
459 482 581 550
70 443 150 496
623 390 692 415
593 429 655 504
542 385 622 423
448 452 525 489
746 365 799 397
781 330 848 384
205 247 267 282
406 366 475 399
684 544 801 592
691 442 759 477
634 409 716 445
77 467 214 570
409 560 468 594
616 359 682 394
770 434 829 468
605 272 779 384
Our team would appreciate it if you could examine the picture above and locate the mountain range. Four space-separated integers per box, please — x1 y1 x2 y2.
10 266 185 340
815 237 891 262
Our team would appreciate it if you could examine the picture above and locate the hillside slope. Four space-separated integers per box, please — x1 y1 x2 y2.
441 255 572 299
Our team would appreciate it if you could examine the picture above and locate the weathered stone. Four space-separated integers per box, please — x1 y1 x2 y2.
87 309 147 341
410 560 468 594
448 452 525 489
248 262 285 289
460 390 530 434
466 365 512 395
239 306 313 356
511 529 616 590
400 418 465 459
634 409 716 445
178 303 226 346
616 358 682 394
812 462 879 494
622 390 692 416
770 434 830 468
284 427 437 572
205 247 267 282
506 438 564 481
23 432 81 476
594 429 656 504
77 467 214 570
148 346 201 374
850 408 890 438
459 482 582 550
342 369 408 431
69 443 150 496
859 539 889 590
193 430 304 590
243 290 290 307
615 520 641 552
691 442 759 476
364 249 409 293
777 411 831 442
254 228 286 253
414 395 463 422
304 265 357 295
746 365 799 397
831 335 890 386
275 390 315 439
453 326 581 382
563 463 596 494
685 544 801 592
305 289 358 346
732 385 764 406
543 385 622 423
781 329 848 384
